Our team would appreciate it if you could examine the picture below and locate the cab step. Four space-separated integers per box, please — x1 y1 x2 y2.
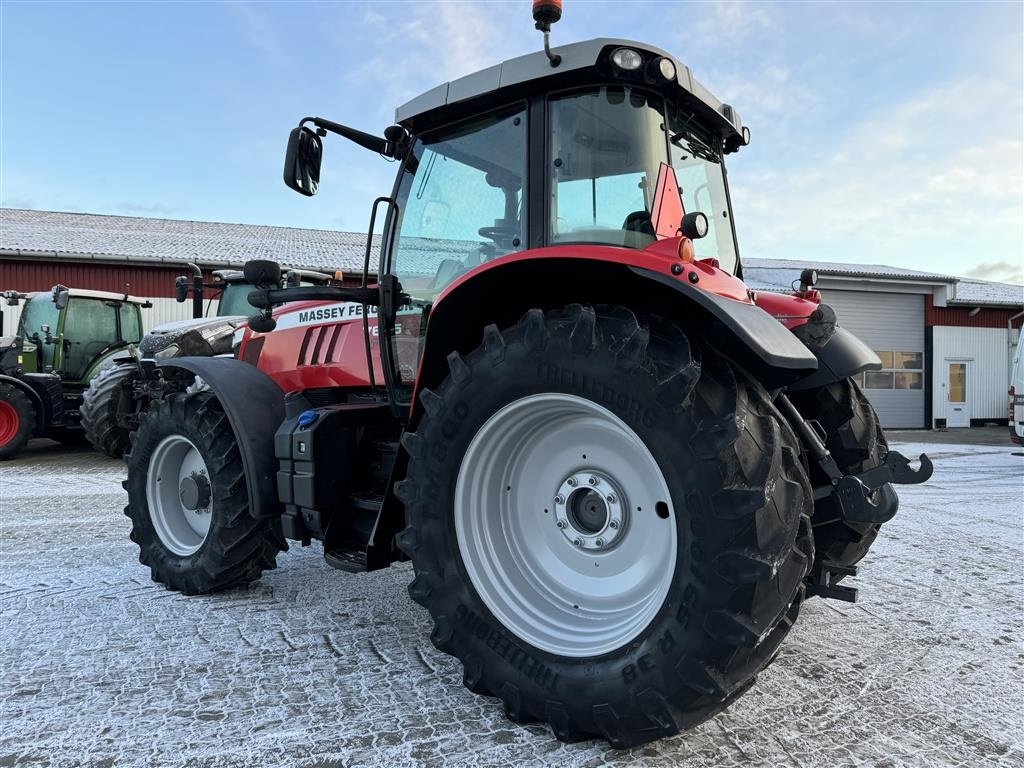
323 492 384 573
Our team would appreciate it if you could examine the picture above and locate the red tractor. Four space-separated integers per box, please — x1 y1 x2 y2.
123 22 931 747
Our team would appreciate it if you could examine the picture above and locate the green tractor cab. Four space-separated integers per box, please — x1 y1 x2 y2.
0 285 150 459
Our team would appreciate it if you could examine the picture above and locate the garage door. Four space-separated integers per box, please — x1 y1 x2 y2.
822 289 925 429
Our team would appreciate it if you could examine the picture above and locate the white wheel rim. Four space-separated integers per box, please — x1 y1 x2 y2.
455 393 677 657
146 434 213 556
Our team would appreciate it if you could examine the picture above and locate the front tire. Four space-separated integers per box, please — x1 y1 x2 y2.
0 383 35 460
81 364 137 458
124 393 285 594
397 306 813 747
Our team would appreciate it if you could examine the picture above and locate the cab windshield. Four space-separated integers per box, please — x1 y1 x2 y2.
390 105 527 304
217 282 259 317
549 86 739 273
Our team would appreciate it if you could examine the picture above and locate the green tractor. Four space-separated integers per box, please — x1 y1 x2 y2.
79 264 331 458
0 285 150 459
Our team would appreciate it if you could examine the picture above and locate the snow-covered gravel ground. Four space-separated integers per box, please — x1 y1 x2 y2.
1 438 1021 767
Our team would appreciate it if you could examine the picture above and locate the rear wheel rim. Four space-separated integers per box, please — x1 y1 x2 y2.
455 393 677 658
146 435 213 556
0 400 19 446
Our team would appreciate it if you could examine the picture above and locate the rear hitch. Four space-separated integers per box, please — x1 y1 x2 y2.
775 393 933 526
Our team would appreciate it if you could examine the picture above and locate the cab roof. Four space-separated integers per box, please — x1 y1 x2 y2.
395 37 745 140
28 287 151 304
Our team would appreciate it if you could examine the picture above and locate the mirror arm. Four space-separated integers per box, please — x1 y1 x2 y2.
305 117 391 157
247 285 382 310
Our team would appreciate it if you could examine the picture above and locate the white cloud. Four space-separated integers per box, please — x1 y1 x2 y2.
343 2 535 119
692 1 777 48
964 260 1024 284
731 77 1024 276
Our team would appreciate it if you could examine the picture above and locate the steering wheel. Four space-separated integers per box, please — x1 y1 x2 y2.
478 226 518 243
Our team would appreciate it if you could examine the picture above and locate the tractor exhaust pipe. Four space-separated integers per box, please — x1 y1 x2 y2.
188 262 203 319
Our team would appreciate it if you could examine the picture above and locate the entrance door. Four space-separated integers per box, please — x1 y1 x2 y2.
946 361 971 428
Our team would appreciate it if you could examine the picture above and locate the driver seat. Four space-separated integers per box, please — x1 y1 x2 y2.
622 211 655 238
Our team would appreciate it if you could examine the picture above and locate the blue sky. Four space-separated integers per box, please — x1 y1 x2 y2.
1 1 1021 282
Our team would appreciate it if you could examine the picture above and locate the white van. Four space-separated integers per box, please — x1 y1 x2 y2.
1010 340 1024 444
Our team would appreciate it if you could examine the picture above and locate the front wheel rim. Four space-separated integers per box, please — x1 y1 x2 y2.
455 393 677 658
0 400 19 446
146 435 213 556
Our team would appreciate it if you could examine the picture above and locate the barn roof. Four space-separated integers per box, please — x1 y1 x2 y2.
2 208 1020 307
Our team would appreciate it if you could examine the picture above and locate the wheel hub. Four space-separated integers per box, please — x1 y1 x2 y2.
178 472 211 512
146 434 213 556
554 471 625 550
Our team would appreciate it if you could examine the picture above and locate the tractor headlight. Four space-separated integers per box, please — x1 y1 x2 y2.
152 344 180 360
610 47 643 71
656 57 676 81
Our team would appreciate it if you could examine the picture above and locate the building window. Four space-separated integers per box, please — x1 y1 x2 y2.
862 351 924 390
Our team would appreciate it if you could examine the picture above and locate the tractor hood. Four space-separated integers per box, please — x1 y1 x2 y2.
139 316 247 359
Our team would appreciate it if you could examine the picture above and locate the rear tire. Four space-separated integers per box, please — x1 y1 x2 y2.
397 305 814 747
82 364 137 458
0 383 35 460
789 378 893 576
124 392 286 594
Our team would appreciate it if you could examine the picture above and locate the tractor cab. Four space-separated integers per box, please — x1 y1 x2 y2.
279 37 752 406
12 286 149 381
386 44 746 299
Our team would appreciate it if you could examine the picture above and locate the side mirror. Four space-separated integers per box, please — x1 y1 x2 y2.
53 288 70 309
243 259 282 288
283 125 323 196
174 276 189 303
681 211 709 240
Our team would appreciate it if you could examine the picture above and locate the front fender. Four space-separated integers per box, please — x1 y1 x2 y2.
158 357 284 519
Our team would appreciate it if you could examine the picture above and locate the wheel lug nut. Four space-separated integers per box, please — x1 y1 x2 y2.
588 476 598 485
573 538 582 547
554 494 564 505
595 538 605 548
567 477 577 487
606 494 617 504
609 520 619 529
556 520 567 529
